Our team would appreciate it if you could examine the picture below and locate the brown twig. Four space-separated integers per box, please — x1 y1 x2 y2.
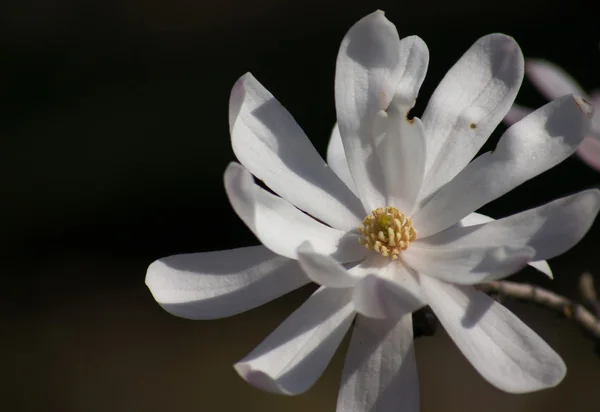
477 280 600 340
579 272 600 319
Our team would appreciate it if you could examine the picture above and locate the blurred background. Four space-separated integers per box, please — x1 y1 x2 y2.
2 1 600 411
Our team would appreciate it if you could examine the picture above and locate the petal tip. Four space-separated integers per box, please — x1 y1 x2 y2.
574 95 595 118
234 362 294 395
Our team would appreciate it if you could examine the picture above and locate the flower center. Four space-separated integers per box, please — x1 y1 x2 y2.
359 207 416 260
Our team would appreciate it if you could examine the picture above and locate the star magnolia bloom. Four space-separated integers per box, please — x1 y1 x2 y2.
146 11 600 412
505 55 600 170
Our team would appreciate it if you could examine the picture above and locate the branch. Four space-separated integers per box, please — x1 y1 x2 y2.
579 272 600 319
477 280 600 340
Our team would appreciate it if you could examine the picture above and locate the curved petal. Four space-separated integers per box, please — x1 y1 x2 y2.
526 59 587 100
335 11 424 212
421 276 566 393
145 246 309 319
415 189 600 263
297 241 360 288
504 103 532 125
419 34 524 200
402 245 534 285
327 123 358 195
230 73 365 230
234 286 355 395
377 36 429 212
413 94 594 237
460 213 552 278
336 315 419 412
224 162 367 262
577 135 600 171
352 259 426 319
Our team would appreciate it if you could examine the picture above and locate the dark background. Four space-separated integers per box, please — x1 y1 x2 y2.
2 1 600 411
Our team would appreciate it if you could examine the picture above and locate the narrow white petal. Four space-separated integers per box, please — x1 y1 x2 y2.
234 286 355 395
297 241 360 288
460 212 553 278
420 34 524 199
352 259 425 319
378 36 429 212
224 162 368 262
414 94 593 237
421 276 566 393
145 246 309 319
379 111 427 214
336 315 419 412
230 73 365 230
526 59 587 100
504 103 532 125
327 123 358 195
402 245 534 285
577 135 600 171
419 189 600 262
335 11 413 211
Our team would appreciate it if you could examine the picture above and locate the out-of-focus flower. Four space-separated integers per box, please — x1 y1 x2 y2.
146 11 599 412
506 57 600 170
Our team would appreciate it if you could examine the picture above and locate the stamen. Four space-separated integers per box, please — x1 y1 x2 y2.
358 207 416 260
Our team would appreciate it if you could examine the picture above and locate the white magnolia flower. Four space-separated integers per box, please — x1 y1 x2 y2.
506 55 600 170
146 11 600 412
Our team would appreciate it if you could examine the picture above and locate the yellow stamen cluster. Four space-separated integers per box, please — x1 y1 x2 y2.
359 207 416 260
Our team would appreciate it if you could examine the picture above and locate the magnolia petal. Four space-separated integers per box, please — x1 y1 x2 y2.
504 103 532 125
416 189 600 263
297 241 359 288
327 123 358 195
577 135 600 171
380 112 427 214
378 35 429 212
352 259 426 319
460 213 553 278
421 276 566 393
402 245 534 285
224 162 367 262
234 286 355 395
420 34 524 199
230 73 364 231
526 59 587 100
414 94 593 237
335 11 400 212
145 246 309 319
336 315 419 412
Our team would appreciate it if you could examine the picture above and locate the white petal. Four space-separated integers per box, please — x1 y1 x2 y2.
526 59 587 100
577 135 600 171
402 245 534 285
145 246 309 319
504 103 532 125
336 315 419 412
352 259 426 319
419 34 524 199
234 286 355 395
377 36 429 212
460 213 553 278
297 241 360 288
413 94 594 237
334 11 403 211
224 162 367 262
327 123 358 195
379 111 427 214
416 189 600 263
421 276 566 393
230 73 365 230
